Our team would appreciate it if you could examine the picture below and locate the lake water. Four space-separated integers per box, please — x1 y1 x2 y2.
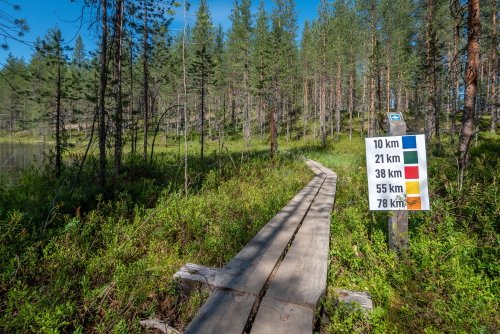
0 142 54 180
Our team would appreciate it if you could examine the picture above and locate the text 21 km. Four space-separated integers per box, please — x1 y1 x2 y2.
375 154 400 163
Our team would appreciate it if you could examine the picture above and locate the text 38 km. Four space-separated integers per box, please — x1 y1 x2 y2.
375 169 402 178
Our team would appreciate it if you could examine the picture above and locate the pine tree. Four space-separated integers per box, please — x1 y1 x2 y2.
0 2 29 50
227 0 253 143
299 19 313 140
69 35 88 139
458 0 480 174
270 0 298 150
0 54 28 138
27 38 46 138
98 0 108 188
40 25 71 178
190 0 216 164
212 24 226 144
252 0 272 141
316 0 330 147
113 0 124 183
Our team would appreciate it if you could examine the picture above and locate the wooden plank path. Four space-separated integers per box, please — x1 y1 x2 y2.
182 159 337 334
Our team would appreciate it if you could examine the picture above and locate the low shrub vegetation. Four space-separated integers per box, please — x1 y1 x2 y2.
1 133 499 333
288 135 500 333
0 144 311 333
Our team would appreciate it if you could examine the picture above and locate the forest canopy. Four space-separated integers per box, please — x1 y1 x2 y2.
0 0 490 183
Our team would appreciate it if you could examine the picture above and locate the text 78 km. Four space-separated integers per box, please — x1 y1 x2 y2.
378 198 405 208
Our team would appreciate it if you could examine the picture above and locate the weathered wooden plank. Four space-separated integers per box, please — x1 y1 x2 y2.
263 230 329 309
214 230 301 295
183 289 256 334
184 159 336 333
333 288 373 312
306 159 336 177
250 297 314 334
173 263 219 297
139 319 180 334
264 186 335 309
215 174 324 295
286 176 324 203
305 159 323 175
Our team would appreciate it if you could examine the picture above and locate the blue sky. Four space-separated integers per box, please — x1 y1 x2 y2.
0 0 319 65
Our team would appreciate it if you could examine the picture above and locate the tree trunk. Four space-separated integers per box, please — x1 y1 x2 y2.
369 8 376 137
114 0 124 185
349 66 355 140
142 2 149 165
491 0 498 133
458 0 480 172
200 76 205 164
424 0 435 142
451 14 459 145
270 108 275 159
99 0 108 188
303 77 308 141
55 41 62 179
336 63 341 140
320 27 326 147
386 41 391 114
130 40 135 153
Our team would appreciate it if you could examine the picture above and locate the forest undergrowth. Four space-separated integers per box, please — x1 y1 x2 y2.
0 141 311 333
1 133 500 333
284 135 500 333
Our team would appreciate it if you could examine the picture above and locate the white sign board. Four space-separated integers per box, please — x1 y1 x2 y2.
365 134 430 211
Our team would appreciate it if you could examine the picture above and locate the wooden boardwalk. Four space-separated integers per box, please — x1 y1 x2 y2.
182 159 337 334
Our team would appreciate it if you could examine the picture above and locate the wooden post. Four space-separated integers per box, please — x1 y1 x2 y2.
387 112 408 250
270 109 275 159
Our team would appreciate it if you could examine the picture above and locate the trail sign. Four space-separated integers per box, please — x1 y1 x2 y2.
365 134 430 211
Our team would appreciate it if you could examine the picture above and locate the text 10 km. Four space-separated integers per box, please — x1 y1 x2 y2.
375 169 402 178
373 139 399 149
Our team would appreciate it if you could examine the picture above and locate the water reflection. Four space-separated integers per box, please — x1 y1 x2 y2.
0 142 54 180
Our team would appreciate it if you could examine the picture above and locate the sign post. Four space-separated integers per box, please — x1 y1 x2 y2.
365 112 430 250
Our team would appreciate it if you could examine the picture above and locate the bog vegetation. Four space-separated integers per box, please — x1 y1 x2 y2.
0 0 499 332
295 136 500 333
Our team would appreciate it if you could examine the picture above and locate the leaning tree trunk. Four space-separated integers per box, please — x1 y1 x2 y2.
55 40 62 179
142 2 149 165
458 0 480 173
98 0 108 188
369 12 376 137
114 0 124 187
491 0 498 133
